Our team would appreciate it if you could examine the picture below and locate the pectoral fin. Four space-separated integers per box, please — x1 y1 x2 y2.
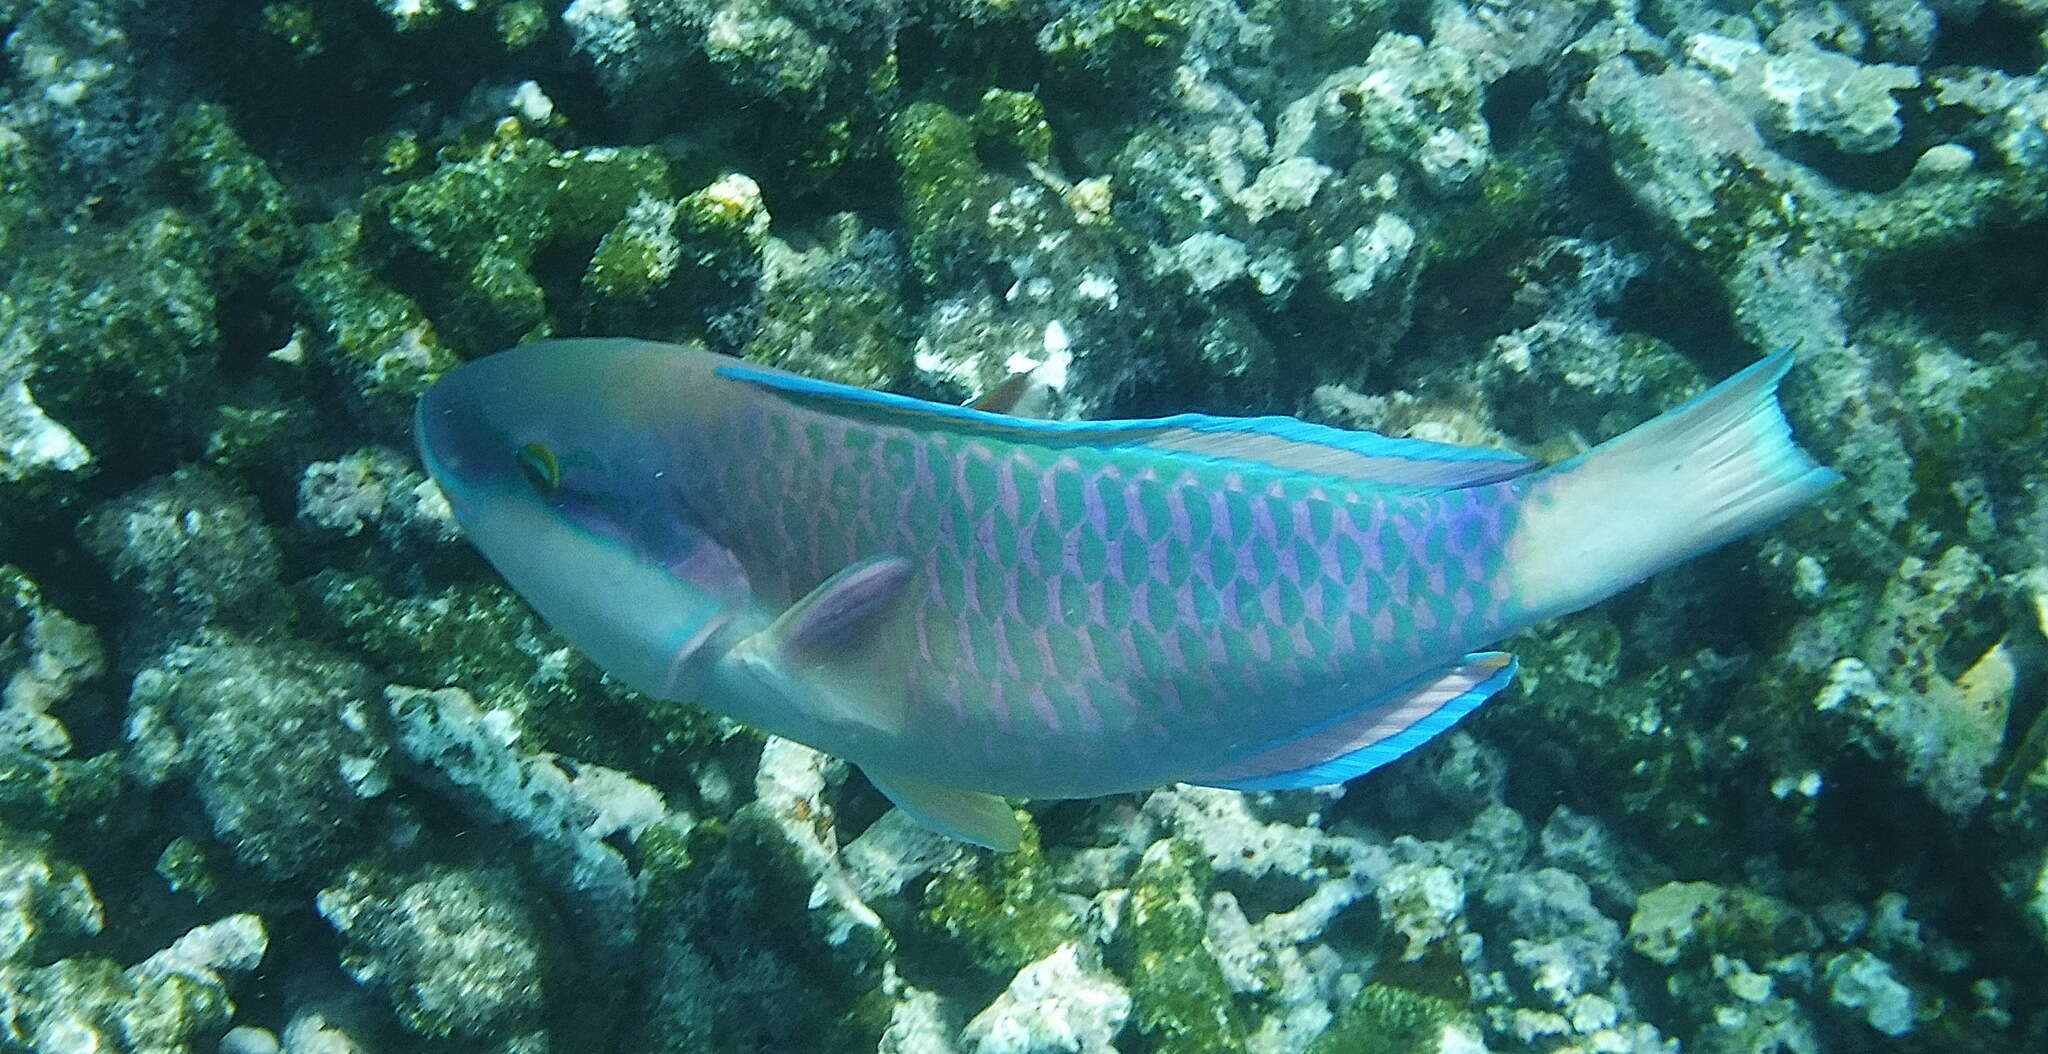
729 555 916 734
757 554 913 664
865 768 1021 852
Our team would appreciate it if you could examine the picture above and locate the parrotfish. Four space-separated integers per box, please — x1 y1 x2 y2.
416 338 1838 850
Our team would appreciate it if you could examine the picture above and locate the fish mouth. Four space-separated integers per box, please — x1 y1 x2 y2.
414 379 471 488
414 367 521 513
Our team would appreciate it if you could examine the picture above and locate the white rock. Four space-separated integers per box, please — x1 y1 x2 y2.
960 943 1131 1054
137 914 268 979
1824 949 1915 1036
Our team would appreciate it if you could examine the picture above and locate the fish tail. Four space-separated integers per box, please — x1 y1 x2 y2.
1505 349 1841 620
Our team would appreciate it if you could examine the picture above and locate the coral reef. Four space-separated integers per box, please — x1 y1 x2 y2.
126 636 387 880
960 942 1131 1054
317 861 555 1043
0 566 104 759
384 683 666 959
81 469 284 633
0 888 267 1054
0 0 2042 1049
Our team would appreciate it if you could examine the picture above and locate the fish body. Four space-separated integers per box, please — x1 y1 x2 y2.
417 338 1838 849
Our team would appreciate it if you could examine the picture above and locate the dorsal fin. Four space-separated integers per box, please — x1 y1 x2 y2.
717 363 1536 490
966 370 1044 415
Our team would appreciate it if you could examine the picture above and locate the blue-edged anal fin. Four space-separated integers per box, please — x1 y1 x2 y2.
1193 652 1518 790
866 767 1022 852
729 554 917 734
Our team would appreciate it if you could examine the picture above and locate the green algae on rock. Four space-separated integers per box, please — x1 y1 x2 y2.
0 906 266 1054
161 104 307 283
742 213 915 389
1113 838 1248 1053
0 823 104 965
0 565 106 761
922 810 1081 978
0 0 2043 1048
361 127 673 347
12 210 222 467
0 576 121 834
585 171 772 341
81 469 285 631
293 214 461 414
1306 983 1476 1054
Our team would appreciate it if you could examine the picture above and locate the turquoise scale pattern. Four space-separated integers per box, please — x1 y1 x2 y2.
704 397 1522 790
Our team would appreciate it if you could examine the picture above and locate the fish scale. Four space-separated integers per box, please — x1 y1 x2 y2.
684 395 1523 793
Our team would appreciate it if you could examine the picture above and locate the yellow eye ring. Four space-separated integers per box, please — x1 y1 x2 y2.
515 441 560 494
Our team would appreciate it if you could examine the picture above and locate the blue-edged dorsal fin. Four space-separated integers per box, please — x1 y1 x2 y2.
717 363 1536 490
865 767 1022 851
1191 652 1518 791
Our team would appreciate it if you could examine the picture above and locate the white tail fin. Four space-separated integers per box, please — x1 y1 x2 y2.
1506 349 1839 621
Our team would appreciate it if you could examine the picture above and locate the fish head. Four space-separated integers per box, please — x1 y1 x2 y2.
415 338 693 506
415 338 748 700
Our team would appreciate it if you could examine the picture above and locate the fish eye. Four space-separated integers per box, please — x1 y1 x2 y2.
515 441 561 495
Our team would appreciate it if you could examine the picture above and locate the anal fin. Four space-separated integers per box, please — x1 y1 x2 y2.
1193 652 1518 791
865 768 1022 852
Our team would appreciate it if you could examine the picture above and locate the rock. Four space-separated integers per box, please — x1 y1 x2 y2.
0 914 267 1054
81 468 284 627
385 684 665 957
317 862 552 1042
0 565 104 757
0 825 103 965
1822 948 1915 1037
127 637 386 878
960 943 1131 1054
1686 34 1920 154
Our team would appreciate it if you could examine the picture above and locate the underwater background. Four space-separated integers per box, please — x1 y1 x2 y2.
0 0 2044 1051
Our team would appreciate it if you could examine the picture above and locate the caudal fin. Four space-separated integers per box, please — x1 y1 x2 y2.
1506 349 1840 620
